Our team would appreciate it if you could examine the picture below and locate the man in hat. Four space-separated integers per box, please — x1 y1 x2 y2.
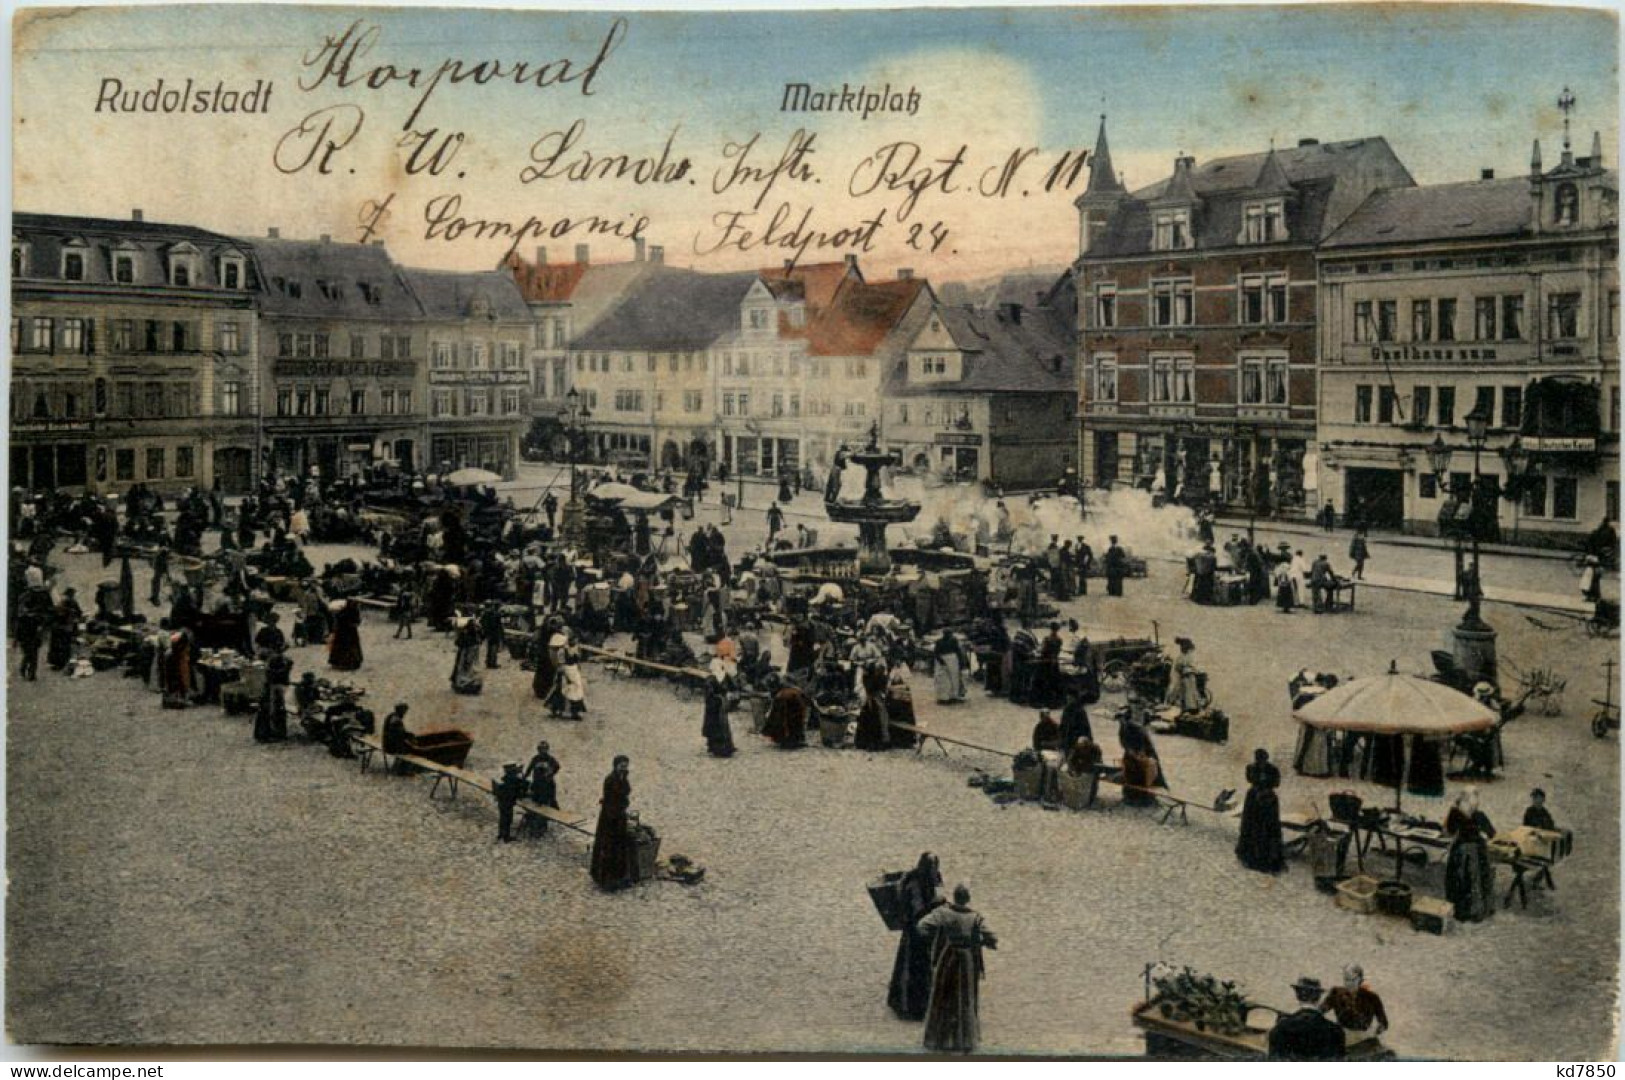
1522 787 1557 831
479 600 506 669
392 588 417 640
1268 976 1346 1060
493 762 526 842
766 501 785 542
1103 536 1127 597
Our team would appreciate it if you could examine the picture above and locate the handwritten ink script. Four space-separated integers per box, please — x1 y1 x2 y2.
263 16 1091 267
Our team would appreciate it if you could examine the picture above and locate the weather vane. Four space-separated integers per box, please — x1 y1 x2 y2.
1558 86 1577 150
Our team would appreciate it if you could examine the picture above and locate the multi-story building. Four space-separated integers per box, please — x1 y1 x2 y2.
1316 127 1618 543
245 232 427 479
1075 120 1415 514
569 265 754 471
889 297 1075 488
713 271 814 480
402 268 533 478
11 210 260 494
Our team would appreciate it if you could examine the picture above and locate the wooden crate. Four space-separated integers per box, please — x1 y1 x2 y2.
1409 895 1455 935
1335 875 1380 914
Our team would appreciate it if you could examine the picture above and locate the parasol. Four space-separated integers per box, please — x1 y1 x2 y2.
445 467 501 487
586 482 641 502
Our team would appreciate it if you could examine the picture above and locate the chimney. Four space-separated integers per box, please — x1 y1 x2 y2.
267 227 280 239
897 268 914 281
372 239 386 247
131 209 144 222
1297 138 1319 147
633 237 646 262
649 245 664 266
320 233 332 244
1481 168 1495 180
575 243 590 265
782 258 794 272
1001 302 1022 324
844 254 858 272
535 246 548 267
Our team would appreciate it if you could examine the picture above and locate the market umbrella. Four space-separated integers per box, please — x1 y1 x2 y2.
444 467 501 487
586 482 641 502
1295 662 1497 875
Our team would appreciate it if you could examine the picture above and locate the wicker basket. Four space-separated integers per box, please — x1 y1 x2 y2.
1055 768 1099 810
819 714 849 747
1335 875 1381 914
1013 763 1045 801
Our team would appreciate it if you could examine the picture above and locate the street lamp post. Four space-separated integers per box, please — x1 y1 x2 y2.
561 387 590 543
1426 411 1530 685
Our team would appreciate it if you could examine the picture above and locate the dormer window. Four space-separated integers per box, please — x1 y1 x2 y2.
358 281 380 305
62 250 85 281
1153 210 1191 251
1242 200 1286 243
219 255 245 290
316 278 344 301
747 307 770 331
11 242 28 278
1555 183 1579 225
114 252 135 283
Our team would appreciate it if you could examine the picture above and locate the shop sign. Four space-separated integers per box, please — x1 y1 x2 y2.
1525 436 1595 452
934 432 982 446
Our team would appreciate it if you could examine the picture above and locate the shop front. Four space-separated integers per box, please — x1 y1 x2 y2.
429 429 518 478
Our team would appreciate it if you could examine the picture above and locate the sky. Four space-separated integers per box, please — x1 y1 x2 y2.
12 2 1620 282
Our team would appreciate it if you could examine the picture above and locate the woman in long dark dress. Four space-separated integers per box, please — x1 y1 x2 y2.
47 588 82 671
701 657 737 757
884 664 917 750
524 741 561 836
887 853 944 1021
328 599 363 670
590 756 636 891
530 624 558 700
1444 790 1496 922
450 618 484 695
854 663 891 751
1236 749 1286 873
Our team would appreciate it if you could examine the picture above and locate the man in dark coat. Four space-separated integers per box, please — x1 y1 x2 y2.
493 763 526 842
1073 538 1092 596
525 741 562 834
150 547 170 606
479 601 506 669
1103 535 1127 597
1268 978 1347 1061
14 589 46 681
542 491 559 532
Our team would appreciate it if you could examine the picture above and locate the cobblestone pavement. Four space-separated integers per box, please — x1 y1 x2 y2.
5 508 1617 1056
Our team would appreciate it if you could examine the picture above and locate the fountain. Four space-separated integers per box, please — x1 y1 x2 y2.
823 422 920 576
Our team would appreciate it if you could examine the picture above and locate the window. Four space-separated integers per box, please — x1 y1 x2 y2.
1610 292 1620 341
276 388 292 416
31 316 53 352
170 259 193 287
397 391 411 414
1095 357 1118 403
60 317 86 353
350 334 366 360
112 319 133 352
1548 293 1581 339
471 343 487 369
433 342 452 369
113 253 134 283
115 449 135 482
1377 300 1397 342
62 251 85 281
1242 200 1285 244
1475 297 1497 341
614 389 644 412
351 389 367 415
1473 386 1495 423
221 382 241 417
8 317 16 353
1523 475 1548 517
295 387 311 416
1412 385 1431 426
772 393 785 418
432 390 452 417
381 336 395 361
553 321 567 348
1501 295 1524 340
381 389 397 415
1240 274 1288 324
219 321 240 353
1354 384 1373 424
1150 356 1173 403
1418 473 1438 500
683 390 703 414
1172 358 1194 403
748 308 769 330
170 385 194 420
146 447 165 480
144 382 165 417
738 392 751 416
1411 300 1433 342
1502 386 1522 429
278 332 294 357
467 390 489 416
502 389 521 415
1438 386 1456 427
1553 477 1578 521
220 258 243 290
1378 386 1397 424
722 393 735 417
789 392 800 417
1437 298 1457 341
1093 285 1117 329
1353 301 1374 343
1152 209 1190 250
1266 358 1288 405
294 333 313 359
1151 279 1193 327
11 244 27 277
1241 358 1264 405
503 343 522 369
175 447 194 479
313 388 330 415
1554 183 1579 225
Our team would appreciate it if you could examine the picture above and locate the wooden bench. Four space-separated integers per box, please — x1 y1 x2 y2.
423 765 593 834
350 732 388 773
1503 855 1556 909
886 720 1015 759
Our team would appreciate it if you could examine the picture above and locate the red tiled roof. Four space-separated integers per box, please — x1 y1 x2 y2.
503 252 589 303
758 260 853 312
807 277 927 357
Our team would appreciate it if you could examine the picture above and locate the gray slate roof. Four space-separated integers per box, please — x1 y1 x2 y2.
571 268 758 351
400 267 531 321
892 304 1073 396
14 211 255 290
1321 174 1617 249
240 236 422 319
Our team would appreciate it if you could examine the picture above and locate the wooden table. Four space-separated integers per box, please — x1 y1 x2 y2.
1132 997 1392 1061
